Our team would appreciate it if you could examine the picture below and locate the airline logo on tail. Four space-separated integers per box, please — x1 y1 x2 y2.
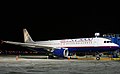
23 29 34 43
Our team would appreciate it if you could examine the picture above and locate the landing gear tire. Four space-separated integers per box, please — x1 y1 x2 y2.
48 55 54 59
96 57 100 60
48 53 54 59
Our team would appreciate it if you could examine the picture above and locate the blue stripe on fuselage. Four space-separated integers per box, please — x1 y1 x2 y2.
68 46 119 53
27 46 119 53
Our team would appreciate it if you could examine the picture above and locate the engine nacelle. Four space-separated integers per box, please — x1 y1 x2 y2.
53 48 69 57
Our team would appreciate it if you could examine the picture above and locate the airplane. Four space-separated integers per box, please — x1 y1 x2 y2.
1 29 119 60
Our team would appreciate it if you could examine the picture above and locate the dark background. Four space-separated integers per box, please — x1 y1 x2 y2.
0 3 120 42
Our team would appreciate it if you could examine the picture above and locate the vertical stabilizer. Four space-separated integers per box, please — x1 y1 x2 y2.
23 29 34 43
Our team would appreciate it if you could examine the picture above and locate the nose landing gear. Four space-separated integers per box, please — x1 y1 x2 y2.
95 52 103 60
96 57 100 60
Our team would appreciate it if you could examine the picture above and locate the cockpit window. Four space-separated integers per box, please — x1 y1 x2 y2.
104 41 112 43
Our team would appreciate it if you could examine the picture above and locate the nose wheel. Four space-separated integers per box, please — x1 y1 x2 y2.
96 57 100 60
95 52 103 60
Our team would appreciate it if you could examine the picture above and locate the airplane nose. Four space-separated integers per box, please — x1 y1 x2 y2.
115 44 119 48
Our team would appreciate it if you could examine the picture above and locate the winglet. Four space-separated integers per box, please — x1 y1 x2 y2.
0 40 4 44
23 29 34 43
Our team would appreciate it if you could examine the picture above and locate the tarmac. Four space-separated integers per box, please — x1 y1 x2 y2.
0 55 120 74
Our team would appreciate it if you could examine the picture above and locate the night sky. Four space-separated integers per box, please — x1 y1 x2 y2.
0 7 120 42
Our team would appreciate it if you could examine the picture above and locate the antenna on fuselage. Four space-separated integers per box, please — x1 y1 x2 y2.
95 33 100 38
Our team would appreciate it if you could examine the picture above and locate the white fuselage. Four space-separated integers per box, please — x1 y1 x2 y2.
35 37 119 48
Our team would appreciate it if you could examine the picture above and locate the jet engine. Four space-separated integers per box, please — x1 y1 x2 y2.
53 48 69 57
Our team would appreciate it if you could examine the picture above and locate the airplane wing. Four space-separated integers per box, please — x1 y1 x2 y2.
2 41 53 49
0 29 69 58
0 29 54 52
